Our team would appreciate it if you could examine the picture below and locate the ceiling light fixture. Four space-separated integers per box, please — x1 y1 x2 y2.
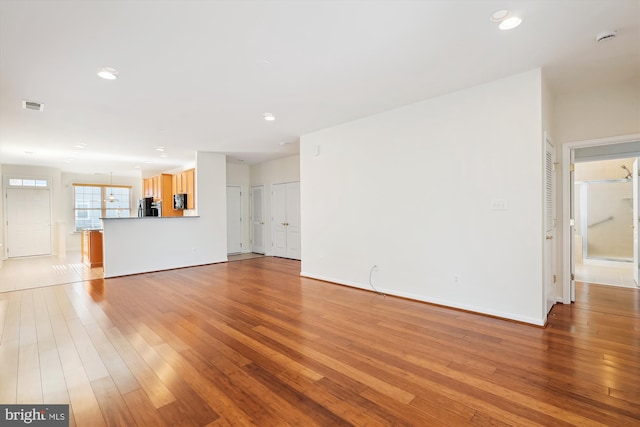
156 146 165 151
263 112 275 121
499 16 522 30
105 172 119 203
160 153 168 158
98 66 119 80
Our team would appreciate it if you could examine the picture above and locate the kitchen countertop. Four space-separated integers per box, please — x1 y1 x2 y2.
101 216 200 220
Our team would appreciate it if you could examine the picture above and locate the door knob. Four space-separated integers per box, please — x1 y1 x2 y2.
546 235 553 240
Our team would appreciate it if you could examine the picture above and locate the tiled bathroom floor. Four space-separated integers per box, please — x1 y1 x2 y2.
575 260 638 288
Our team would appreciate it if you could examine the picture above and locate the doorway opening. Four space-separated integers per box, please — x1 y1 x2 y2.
573 158 636 288
562 134 640 303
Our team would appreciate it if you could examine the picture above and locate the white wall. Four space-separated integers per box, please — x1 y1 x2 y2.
300 69 546 325
554 77 640 300
61 172 142 251
250 155 300 255
103 151 227 277
0 163 3 265
554 78 640 144
227 162 251 252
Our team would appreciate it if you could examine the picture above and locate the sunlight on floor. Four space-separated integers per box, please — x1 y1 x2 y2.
0 251 103 293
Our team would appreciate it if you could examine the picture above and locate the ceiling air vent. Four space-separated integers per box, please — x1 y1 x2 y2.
22 100 44 111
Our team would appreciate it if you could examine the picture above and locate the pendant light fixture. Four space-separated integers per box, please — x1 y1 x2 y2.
105 172 118 203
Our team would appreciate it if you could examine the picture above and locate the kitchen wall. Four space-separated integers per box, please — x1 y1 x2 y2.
103 151 227 277
250 155 300 255
300 69 545 325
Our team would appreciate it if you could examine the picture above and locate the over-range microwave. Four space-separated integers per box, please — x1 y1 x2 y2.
173 193 187 210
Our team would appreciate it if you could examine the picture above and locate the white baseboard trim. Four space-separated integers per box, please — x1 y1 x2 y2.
300 271 545 326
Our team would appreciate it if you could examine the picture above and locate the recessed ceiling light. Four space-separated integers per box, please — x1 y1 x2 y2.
24 151 34 155
156 146 165 152
133 165 141 169
145 160 153 164
74 144 86 149
98 66 119 80
263 112 275 121
499 16 522 30
490 9 511 22
160 153 168 158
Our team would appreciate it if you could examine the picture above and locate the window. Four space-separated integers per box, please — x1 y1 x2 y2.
73 184 131 231
8 178 48 187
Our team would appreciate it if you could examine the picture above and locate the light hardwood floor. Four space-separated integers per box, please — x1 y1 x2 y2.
0 252 104 293
0 257 638 426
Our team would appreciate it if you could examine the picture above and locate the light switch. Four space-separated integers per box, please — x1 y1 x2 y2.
491 199 508 210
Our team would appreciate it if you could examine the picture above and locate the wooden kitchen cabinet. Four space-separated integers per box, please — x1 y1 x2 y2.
81 230 103 268
143 174 182 217
172 168 195 209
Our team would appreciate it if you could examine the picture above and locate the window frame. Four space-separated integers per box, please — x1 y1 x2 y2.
73 183 132 231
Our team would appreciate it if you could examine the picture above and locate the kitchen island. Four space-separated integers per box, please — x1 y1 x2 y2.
81 229 103 268
101 215 227 278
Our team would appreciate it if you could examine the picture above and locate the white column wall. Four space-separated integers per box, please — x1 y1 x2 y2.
301 69 545 325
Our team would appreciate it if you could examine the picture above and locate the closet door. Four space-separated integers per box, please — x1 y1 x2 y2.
271 183 288 257
285 182 301 260
251 185 265 254
226 186 242 254
271 182 301 260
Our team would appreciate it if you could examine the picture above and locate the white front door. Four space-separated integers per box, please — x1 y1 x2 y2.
544 139 556 314
226 186 242 254
271 182 301 260
6 188 52 257
251 185 265 254
633 159 640 286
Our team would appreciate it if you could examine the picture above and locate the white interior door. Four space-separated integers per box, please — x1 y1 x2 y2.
570 149 576 302
271 182 301 260
251 185 265 254
6 188 51 257
226 186 242 254
633 159 639 286
544 139 556 314
271 183 287 257
285 182 301 260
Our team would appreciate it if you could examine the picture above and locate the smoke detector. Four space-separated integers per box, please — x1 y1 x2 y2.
22 100 44 111
596 31 617 42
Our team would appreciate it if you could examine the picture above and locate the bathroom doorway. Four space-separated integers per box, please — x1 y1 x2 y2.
574 158 636 288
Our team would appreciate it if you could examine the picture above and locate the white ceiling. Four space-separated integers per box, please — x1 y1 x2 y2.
1 0 638 176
